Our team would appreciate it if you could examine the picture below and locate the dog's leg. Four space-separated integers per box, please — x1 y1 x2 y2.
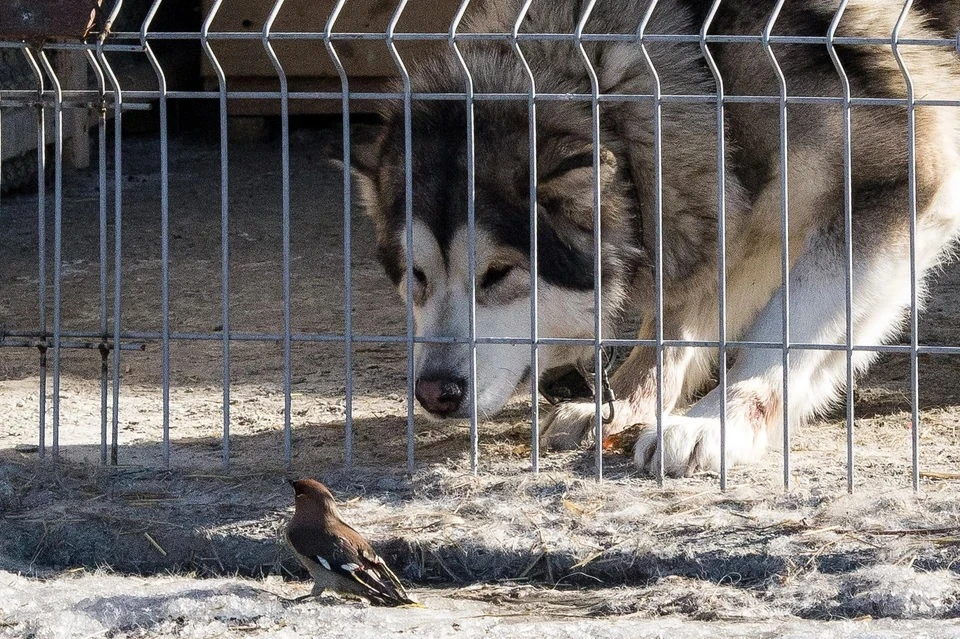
539 257 775 451
539 307 713 449
634 169 960 477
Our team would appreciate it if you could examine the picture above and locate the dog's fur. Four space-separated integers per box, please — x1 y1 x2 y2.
353 0 960 476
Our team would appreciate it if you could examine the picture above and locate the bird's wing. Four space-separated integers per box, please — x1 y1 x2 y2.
290 525 415 606
336 530 416 607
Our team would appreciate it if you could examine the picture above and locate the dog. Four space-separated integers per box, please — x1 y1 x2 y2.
351 0 960 477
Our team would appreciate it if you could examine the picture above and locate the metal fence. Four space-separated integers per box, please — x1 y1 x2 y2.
1 0 959 490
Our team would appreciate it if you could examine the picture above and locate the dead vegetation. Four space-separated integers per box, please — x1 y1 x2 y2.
1 132 959 631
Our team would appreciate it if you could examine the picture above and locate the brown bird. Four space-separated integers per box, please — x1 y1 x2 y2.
285 478 418 607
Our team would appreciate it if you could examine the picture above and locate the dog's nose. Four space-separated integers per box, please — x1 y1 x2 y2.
415 376 466 416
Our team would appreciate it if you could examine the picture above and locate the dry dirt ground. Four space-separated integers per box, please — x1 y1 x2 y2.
1 128 959 637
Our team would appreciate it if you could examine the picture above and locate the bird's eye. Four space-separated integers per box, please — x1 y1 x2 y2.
480 265 513 289
412 266 426 285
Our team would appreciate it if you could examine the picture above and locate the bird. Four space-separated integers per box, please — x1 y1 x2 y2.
285 478 419 607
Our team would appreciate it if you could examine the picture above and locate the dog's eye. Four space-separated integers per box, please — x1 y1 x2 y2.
412 267 426 285
480 265 513 289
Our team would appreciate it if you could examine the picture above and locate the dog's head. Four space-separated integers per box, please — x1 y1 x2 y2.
349 56 644 420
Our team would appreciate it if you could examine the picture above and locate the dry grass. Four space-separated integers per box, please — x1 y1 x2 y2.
1 131 959 630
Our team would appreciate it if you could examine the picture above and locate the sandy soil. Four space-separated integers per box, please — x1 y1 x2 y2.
1 129 959 635
1 129 958 475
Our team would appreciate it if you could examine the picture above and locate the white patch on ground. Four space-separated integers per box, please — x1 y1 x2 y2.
2 571 960 639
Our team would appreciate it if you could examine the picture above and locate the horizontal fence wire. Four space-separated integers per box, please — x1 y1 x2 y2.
0 0 958 488
8 330 960 353
0 32 955 46
5 91 960 108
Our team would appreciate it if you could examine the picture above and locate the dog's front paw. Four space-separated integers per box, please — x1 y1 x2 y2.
633 415 767 477
540 401 598 450
633 416 720 477
540 399 638 450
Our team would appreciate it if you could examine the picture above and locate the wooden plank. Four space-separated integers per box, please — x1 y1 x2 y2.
54 51 91 169
199 0 458 79
0 0 103 40
203 75 399 116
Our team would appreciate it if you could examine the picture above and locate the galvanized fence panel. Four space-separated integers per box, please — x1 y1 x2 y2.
0 0 957 490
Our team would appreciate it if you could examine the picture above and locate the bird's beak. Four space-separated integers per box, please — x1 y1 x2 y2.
286 478 297 488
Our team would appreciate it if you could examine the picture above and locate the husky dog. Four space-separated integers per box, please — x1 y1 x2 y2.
353 0 960 476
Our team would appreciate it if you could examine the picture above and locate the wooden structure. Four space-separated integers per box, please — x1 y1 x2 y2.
200 0 460 115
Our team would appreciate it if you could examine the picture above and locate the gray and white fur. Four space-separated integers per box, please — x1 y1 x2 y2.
353 0 960 477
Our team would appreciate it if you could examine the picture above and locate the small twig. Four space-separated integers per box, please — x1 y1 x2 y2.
862 526 960 536
183 473 273 479
653 506 703 529
143 532 167 556
517 551 545 579
919 471 960 480
29 520 49 568
429 551 462 583
842 533 883 550
803 538 839 571
562 499 602 517
569 539 628 571
673 490 715 505
798 526 842 537
569 549 606 572
278 563 299 579
4 515 84 523
208 534 226 572
551 571 603 589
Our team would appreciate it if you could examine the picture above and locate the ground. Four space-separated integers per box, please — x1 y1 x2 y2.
0 128 959 638
3 572 960 639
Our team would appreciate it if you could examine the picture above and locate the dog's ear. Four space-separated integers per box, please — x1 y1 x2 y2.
325 122 385 212
349 122 384 187
325 122 404 283
537 145 618 227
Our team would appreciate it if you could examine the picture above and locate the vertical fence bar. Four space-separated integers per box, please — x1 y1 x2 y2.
891 0 920 491
22 48 47 458
200 0 232 468
449 0 479 475
762 0 791 490
84 49 110 465
0 60 3 217
826 0 855 493
323 0 354 469
636 0 664 486
0 70 2 217
142 0 172 467
97 1 126 465
574 0 604 480
263 0 293 468
385 0 416 473
511 0 539 474
700 0 728 490
37 51 64 460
